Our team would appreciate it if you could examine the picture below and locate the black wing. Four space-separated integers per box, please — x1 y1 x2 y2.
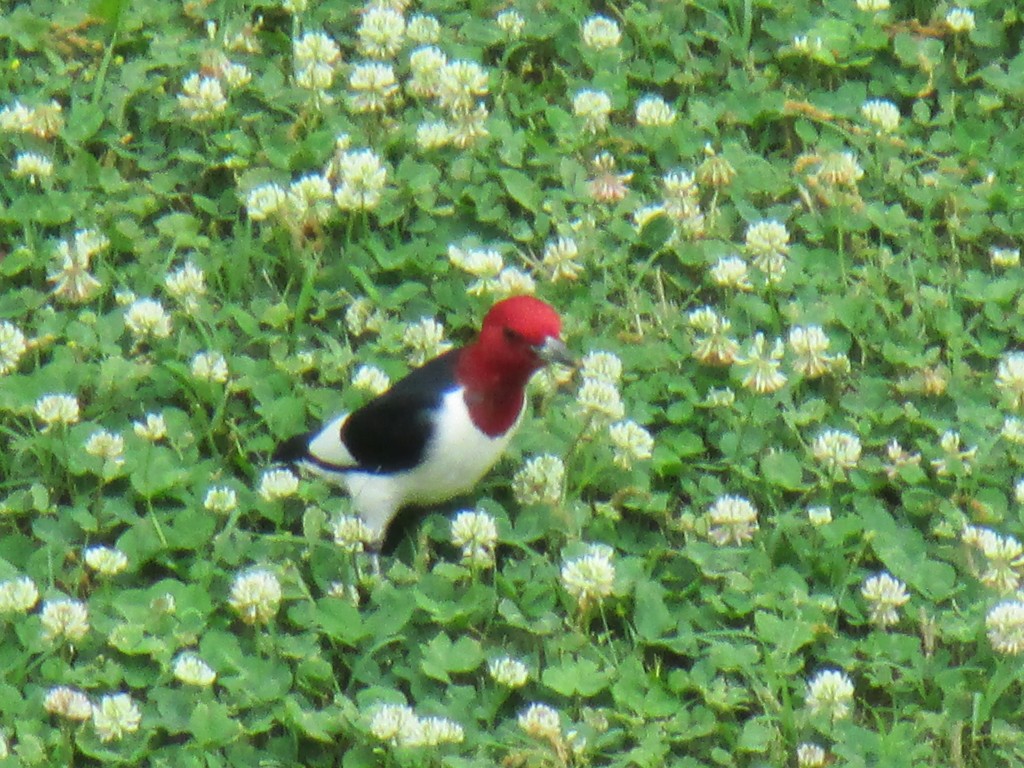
339 348 462 474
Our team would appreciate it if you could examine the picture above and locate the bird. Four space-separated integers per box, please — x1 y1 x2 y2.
275 296 574 550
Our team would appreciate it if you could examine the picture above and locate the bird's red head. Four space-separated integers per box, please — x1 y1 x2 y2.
462 296 572 391
482 296 562 347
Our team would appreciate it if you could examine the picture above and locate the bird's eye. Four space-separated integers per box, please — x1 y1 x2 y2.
503 327 522 343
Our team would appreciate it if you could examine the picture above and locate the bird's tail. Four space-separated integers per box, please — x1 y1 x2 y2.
273 432 312 464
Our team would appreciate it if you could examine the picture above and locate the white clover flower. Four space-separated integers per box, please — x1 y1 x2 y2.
930 430 977 476
816 152 864 187
797 742 828 768
258 468 299 501
1003 416 1024 444
581 15 621 50
84 430 125 465
345 298 384 336
540 236 583 282
493 267 536 298
173 653 217 686
987 601 1024 655
287 174 334 224
348 62 398 112
991 247 1020 268
246 183 289 221
635 95 676 127
1015 478 1024 505
561 543 616 608
495 9 525 37
229 569 282 624
745 219 789 257
812 428 862 473
709 256 752 291
44 686 93 721
735 333 787 394
335 148 388 210
451 510 498 566
489 656 529 688
792 35 823 55
579 351 622 384
408 46 448 98
296 62 336 92
512 454 565 506
92 693 141 742
402 317 451 366
789 326 832 378
84 546 128 576
519 703 561 740
221 62 251 89
178 74 227 120
125 298 172 342
946 7 975 32
416 120 452 150
294 31 341 67
352 364 391 395
369 704 422 745
332 514 373 553
358 7 405 58
436 60 489 113
997 352 1024 409
805 669 855 720
577 379 625 424
608 421 654 468
191 351 229 383
881 438 923 479
40 598 89 642
572 90 612 133
28 99 62 137
449 244 503 278
36 393 81 429
586 151 632 203
12 151 53 183
49 229 107 303
133 413 167 441
0 576 39 613
807 506 832 526
856 0 890 10
704 387 736 407
663 169 698 206
690 308 739 366
744 219 790 281
971 528 1024 593
418 716 465 746
861 99 900 132
706 495 759 546
0 321 27 375
204 485 238 514
448 102 489 148
860 571 910 628
164 261 206 308
0 100 36 133
406 13 441 43
633 203 666 230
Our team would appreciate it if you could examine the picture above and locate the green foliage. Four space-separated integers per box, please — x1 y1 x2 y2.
2 0 1024 765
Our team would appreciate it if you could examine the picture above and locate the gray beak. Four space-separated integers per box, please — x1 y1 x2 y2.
536 336 576 367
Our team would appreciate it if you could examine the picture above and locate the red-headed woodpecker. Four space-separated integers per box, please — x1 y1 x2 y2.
276 296 573 547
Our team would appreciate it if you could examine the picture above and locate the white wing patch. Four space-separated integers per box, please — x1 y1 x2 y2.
306 414 356 468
